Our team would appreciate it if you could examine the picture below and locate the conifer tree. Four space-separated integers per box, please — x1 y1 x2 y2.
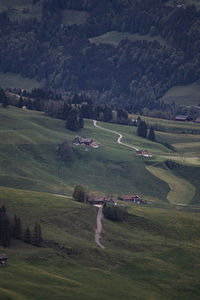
24 226 32 244
137 120 147 138
12 215 22 240
0 206 11 247
148 126 155 141
17 96 24 108
0 88 8 107
32 222 43 247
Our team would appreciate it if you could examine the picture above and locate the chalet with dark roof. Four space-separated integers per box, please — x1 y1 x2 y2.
87 196 115 205
122 195 141 202
174 115 190 122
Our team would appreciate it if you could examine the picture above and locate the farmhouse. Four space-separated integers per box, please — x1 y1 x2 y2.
174 115 190 122
74 136 101 148
87 196 115 205
136 150 152 157
0 254 8 266
122 195 141 203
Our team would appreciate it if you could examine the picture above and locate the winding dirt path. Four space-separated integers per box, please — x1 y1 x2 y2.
93 120 139 151
95 205 105 249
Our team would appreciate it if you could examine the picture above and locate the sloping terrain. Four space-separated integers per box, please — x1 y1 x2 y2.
1 106 200 204
1 107 200 299
0 186 200 299
0 0 200 109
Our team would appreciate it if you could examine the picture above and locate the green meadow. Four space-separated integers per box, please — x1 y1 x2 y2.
0 106 200 299
89 31 167 47
1 186 200 300
0 72 43 90
160 80 200 106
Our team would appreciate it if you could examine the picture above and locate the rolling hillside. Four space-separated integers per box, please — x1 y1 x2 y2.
0 186 200 299
1 106 200 299
1 106 200 204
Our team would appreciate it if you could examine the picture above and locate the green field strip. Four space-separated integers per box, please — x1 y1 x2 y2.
146 166 195 204
161 155 200 166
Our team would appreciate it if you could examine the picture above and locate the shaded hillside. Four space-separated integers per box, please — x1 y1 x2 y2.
0 0 200 109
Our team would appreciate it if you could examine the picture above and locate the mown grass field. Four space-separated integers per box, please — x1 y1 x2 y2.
1 186 200 299
0 72 43 90
89 30 167 47
160 80 200 106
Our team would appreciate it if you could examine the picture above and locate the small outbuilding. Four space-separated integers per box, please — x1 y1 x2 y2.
0 254 8 266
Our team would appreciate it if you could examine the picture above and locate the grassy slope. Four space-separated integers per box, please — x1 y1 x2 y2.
146 165 195 204
0 106 171 202
0 186 200 299
160 80 200 106
89 31 167 47
0 72 43 90
1 106 200 205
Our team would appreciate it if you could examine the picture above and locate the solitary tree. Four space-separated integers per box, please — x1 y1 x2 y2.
56 140 72 162
66 108 84 131
73 185 86 202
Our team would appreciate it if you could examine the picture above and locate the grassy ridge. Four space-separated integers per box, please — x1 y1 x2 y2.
1 187 200 299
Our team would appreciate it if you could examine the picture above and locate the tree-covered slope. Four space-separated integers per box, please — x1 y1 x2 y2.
0 0 200 109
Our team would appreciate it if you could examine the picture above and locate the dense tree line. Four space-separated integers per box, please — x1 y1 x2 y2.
0 1 199 110
0 205 43 248
137 118 156 141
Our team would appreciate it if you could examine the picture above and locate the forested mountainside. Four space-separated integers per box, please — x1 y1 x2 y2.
0 0 200 110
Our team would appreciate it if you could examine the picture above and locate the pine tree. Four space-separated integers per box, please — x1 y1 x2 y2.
137 120 147 138
12 215 22 240
0 88 8 108
24 226 32 244
148 126 155 141
0 206 11 247
17 96 24 108
32 222 43 247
